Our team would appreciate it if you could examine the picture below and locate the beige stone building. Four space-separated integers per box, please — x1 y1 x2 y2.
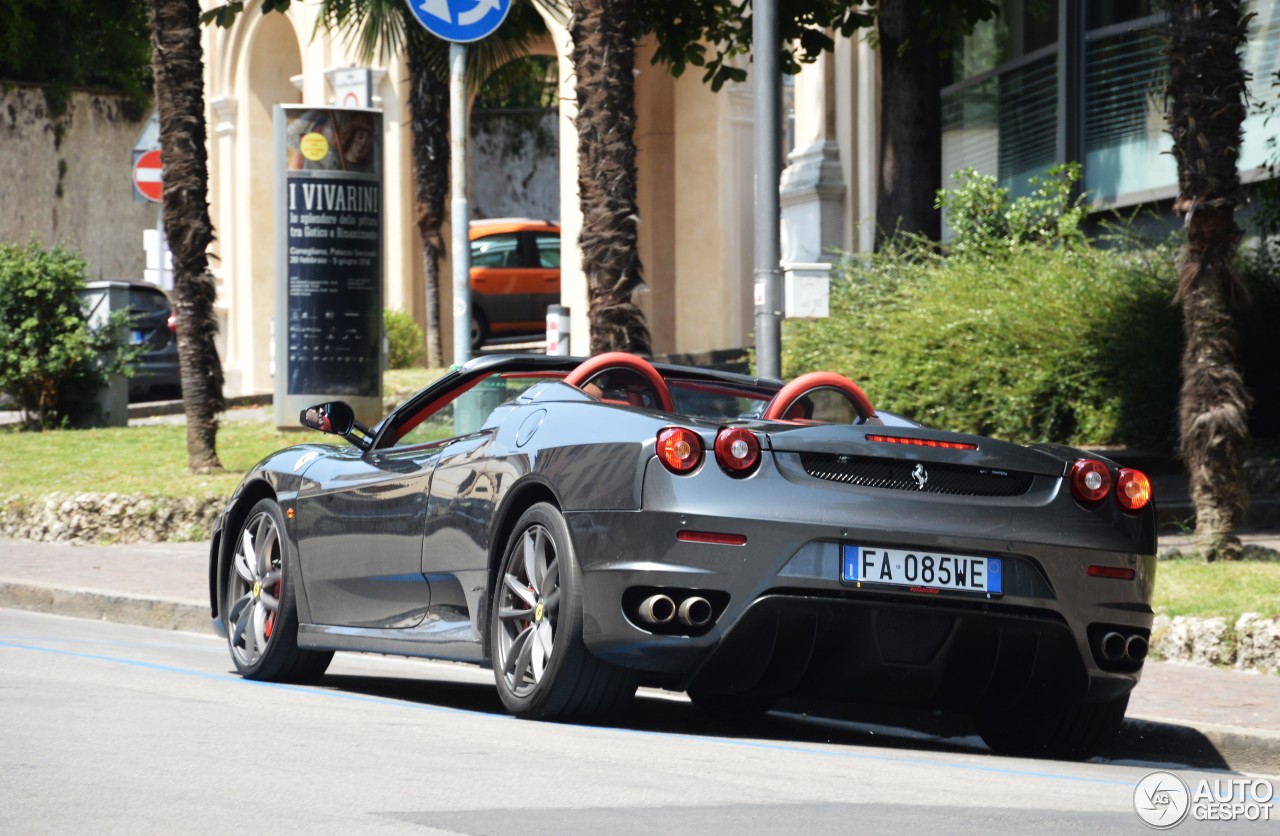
201 4 872 398
18 4 1254 401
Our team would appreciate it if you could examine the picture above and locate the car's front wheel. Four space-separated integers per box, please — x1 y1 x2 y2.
975 694 1130 760
490 503 635 720
224 498 332 683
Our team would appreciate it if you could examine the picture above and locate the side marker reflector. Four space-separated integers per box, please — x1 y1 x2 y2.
1088 565 1135 580
677 530 747 546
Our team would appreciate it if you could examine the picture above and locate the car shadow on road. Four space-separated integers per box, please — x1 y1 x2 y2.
314 671 990 759
311 671 1240 771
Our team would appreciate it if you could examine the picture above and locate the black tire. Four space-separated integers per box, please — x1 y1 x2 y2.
471 308 490 351
490 503 636 720
975 694 1130 760
224 498 332 684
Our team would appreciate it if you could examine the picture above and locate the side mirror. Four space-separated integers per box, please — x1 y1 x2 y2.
300 401 355 435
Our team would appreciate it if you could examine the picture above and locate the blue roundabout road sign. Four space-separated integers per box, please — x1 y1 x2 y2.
406 0 513 43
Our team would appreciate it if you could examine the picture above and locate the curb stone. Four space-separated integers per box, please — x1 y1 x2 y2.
0 580 209 633
1118 716 1280 776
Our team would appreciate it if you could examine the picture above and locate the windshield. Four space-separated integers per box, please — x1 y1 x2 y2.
389 372 562 448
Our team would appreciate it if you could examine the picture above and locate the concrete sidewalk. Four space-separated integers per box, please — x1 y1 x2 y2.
1 536 1277 775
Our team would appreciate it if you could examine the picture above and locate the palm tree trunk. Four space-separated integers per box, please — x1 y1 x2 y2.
406 29 448 368
570 0 652 356
1166 0 1251 561
876 0 942 247
147 0 225 472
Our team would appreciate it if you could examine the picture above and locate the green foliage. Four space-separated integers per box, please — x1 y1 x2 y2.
0 240 135 429
384 309 424 369
474 54 557 110
0 0 152 116
1236 251 1280 440
937 164 1088 252
1237 67 1280 440
784 171 1184 448
640 0 996 91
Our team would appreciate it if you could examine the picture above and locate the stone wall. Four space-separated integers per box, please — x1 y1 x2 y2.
470 109 559 222
1152 613 1280 675
0 86 152 278
1 493 219 544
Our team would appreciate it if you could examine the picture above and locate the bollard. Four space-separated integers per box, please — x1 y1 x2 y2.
546 305 570 355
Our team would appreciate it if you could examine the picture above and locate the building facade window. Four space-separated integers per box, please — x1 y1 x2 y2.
942 0 1280 216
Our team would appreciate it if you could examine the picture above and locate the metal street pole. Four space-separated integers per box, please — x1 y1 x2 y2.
753 0 782 380
450 41 472 366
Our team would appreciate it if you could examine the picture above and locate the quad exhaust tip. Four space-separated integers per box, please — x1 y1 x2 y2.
633 593 716 629
677 596 713 628
638 594 676 625
1100 631 1148 663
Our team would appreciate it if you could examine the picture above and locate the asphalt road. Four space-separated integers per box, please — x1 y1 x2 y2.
2 609 1270 834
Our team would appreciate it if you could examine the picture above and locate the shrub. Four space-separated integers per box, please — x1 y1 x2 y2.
0 239 133 429
384 308 424 369
784 169 1184 448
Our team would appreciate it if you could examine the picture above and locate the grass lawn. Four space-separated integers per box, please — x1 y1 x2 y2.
0 417 329 500
1153 557 1280 619
0 367 450 501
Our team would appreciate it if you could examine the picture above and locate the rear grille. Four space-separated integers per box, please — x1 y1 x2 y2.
800 452 1035 497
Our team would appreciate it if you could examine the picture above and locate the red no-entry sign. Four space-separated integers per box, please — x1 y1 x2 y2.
133 149 163 203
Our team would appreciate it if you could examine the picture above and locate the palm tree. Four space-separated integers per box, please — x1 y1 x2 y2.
569 0 652 356
315 0 546 366
147 0 226 472
875 0 942 245
1165 0 1252 561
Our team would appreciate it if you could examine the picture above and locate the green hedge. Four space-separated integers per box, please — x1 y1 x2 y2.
384 309 424 370
783 168 1186 448
0 239 135 429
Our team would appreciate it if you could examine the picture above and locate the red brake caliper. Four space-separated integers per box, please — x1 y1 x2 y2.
265 579 281 638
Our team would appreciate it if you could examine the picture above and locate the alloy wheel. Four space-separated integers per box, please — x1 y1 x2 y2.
494 523 561 697
227 510 283 668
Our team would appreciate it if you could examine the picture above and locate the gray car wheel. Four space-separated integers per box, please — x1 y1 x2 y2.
225 498 332 683
490 502 635 720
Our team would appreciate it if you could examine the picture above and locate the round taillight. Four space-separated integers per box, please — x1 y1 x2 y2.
167 313 178 333
1116 468 1152 511
714 427 760 476
657 427 703 474
1069 459 1112 503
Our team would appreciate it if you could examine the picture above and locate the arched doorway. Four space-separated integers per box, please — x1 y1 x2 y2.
227 12 302 394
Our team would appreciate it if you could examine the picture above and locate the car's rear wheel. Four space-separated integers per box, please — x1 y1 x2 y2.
975 694 1129 760
225 498 332 683
490 503 636 720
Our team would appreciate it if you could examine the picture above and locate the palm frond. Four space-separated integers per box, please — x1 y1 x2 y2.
313 0 409 65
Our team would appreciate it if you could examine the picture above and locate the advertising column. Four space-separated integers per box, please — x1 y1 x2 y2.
274 106 383 429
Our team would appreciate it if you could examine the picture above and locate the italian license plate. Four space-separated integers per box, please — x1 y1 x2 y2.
842 545 1002 595
130 330 146 345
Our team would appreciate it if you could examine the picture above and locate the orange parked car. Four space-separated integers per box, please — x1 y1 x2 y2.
469 218 560 349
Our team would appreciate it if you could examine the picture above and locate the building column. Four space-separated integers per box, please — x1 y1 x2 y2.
780 52 846 264
209 95 238 371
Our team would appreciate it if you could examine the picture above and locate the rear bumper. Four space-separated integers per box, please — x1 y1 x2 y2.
567 500 1152 708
